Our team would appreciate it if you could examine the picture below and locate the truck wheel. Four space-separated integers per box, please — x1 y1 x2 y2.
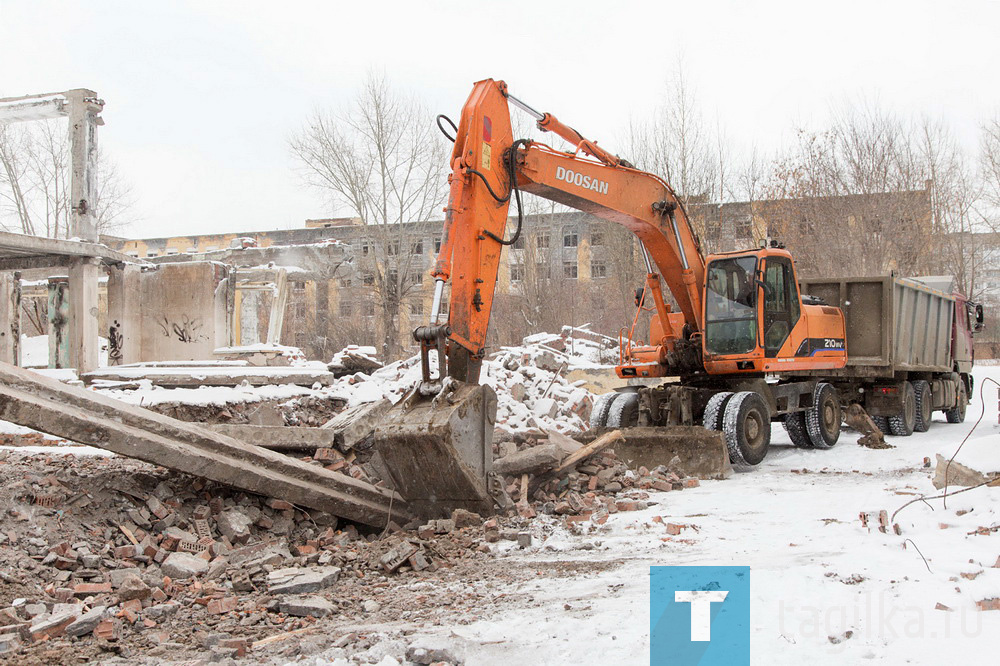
783 412 812 448
702 392 734 430
606 392 640 428
722 391 771 470
806 383 841 449
945 382 968 424
590 392 619 429
871 415 889 434
913 380 932 433
888 381 916 436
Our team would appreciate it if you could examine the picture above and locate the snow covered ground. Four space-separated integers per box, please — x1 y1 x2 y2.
399 366 1000 664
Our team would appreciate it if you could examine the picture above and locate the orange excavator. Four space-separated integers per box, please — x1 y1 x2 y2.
374 79 848 516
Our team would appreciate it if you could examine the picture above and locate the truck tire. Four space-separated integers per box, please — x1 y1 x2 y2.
702 392 734 430
913 380 932 433
871 415 889 434
722 391 770 470
945 382 968 424
590 392 619 429
888 381 916 436
606 391 640 429
783 412 812 448
806 383 841 449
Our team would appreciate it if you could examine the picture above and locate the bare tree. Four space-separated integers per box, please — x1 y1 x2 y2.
290 73 447 359
0 119 134 238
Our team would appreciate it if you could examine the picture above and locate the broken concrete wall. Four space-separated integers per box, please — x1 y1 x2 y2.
139 262 229 362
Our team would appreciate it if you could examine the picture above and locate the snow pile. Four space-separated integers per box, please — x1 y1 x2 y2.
497 324 619 372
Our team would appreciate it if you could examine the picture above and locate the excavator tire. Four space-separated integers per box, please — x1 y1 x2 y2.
702 392 734 431
888 381 916 436
783 412 812 448
913 380 933 433
606 392 640 429
722 391 770 471
806 383 840 449
590 392 619 429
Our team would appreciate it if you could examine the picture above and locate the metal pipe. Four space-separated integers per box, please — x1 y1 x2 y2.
507 93 545 122
430 278 445 324
640 242 654 274
668 212 689 270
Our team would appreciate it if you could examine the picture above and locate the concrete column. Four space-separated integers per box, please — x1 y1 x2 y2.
0 273 19 365
68 257 100 372
47 277 70 368
107 263 141 365
65 89 103 243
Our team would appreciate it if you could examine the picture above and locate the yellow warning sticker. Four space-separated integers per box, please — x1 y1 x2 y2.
481 142 492 171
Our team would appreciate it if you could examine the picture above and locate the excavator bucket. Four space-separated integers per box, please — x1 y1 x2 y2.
587 426 732 480
373 381 497 518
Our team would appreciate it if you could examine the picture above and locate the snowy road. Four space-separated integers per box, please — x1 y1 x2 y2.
418 368 1000 665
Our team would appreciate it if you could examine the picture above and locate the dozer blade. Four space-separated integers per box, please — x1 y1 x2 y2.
586 426 732 480
373 381 497 518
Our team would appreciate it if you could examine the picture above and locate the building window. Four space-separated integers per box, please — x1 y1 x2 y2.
146 251 159 258
410 271 424 286
591 232 604 246
127 251 139 258
510 264 525 282
339 302 352 317
292 281 306 293
361 241 372 256
340 277 352 288
591 261 607 278
363 301 376 317
412 239 424 255
363 272 375 286
563 230 578 248
536 233 550 249
536 263 550 279
434 236 442 253
167 248 179 255
410 301 424 316
563 261 578 279
512 234 525 250
294 302 306 318
387 240 400 256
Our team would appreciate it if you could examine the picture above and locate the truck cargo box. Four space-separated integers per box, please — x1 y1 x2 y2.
797 275 955 377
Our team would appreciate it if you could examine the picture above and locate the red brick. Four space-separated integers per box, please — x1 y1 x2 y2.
151 588 167 603
121 599 142 614
615 501 638 512
666 523 684 536
266 498 294 511
114 545 136 559
219 637 248 657
565 512 594 523
294 544 317 556
977 598 1000 611
683 478 700 489
74 582 112 597
206 597 239 614
93 618 121 641
313 448 346 462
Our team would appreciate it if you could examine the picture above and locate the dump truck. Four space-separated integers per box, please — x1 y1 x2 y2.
786 274 984 438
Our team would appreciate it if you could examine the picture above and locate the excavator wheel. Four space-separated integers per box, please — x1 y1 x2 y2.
590 392 619 429
888 381 916 436
722 391 771 471
702 392 734 431
783 412 812 448
912 380 932 432
606 392 640 429
806 383 841 449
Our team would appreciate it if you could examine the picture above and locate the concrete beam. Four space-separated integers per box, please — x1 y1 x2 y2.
106 264 141 365
64 89 102 242
0 361 410 527
208 425 337 451
0 255 73 271
0 230 139 265
0 97 67 124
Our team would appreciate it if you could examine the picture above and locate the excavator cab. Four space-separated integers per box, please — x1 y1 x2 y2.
699 246 846 376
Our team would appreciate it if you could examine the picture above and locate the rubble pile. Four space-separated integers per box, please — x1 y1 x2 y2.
492 431 701 525
0 451 518 663
324 326 614 434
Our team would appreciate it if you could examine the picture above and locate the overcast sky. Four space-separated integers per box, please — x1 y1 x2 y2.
2 0 998 239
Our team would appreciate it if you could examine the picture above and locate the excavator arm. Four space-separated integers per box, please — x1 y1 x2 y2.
424 78 707 384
